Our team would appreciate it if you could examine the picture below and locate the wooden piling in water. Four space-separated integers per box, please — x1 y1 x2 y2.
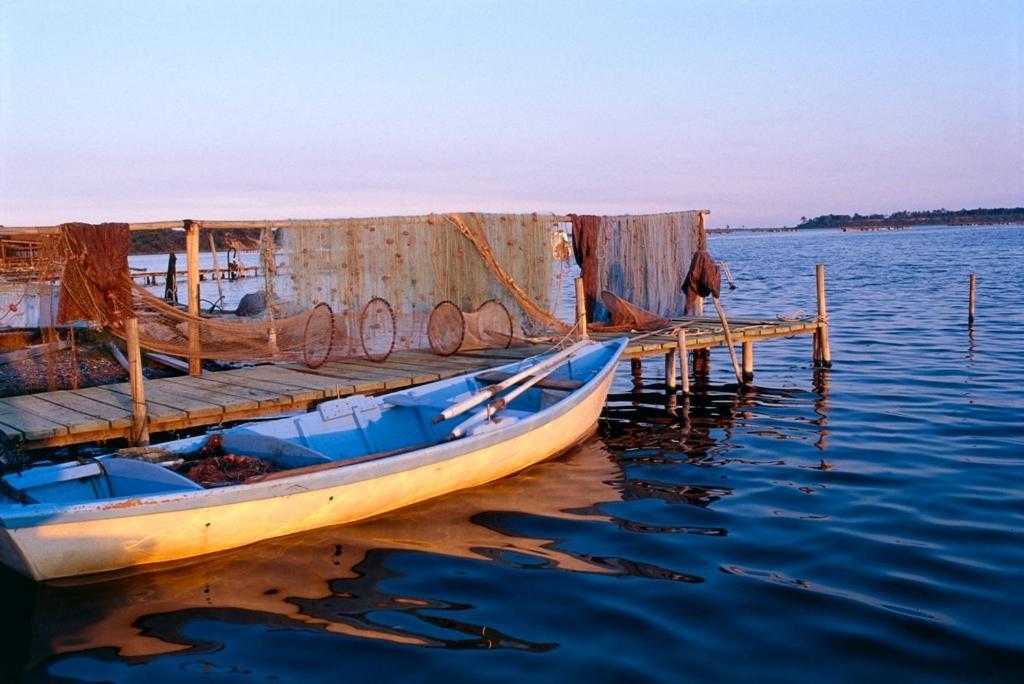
815 263 832 368
678 328 690 394
693 348 710 375
742 341 754 382
630 358 642 388
665 351 677 390
968 273 976 325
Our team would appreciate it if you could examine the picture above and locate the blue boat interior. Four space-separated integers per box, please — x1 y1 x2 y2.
0 339 623 506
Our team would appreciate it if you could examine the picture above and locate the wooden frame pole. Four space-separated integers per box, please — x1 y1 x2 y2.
574 277 589 341
815 263 832 367
185 220 202 375
125 317 149 445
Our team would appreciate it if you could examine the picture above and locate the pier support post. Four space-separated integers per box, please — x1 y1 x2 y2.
678 328 690 394
968 273 976 325
185 219 202 375
814 263 832 368
630 358 642 389
693 348 710 376
574 277 589 341
664 351 677 390
126 316 149 446
742 341 754 382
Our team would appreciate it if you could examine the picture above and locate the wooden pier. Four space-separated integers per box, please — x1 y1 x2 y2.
0 315 822 451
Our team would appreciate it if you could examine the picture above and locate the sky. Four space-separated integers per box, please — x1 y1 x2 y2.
1 0 1021 228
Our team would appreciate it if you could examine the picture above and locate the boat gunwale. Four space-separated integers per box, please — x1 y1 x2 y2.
0 338 627 529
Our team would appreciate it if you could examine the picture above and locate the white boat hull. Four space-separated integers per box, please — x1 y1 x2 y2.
0 341 622 581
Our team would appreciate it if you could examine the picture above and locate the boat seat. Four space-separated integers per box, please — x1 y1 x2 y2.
382 393 454 411
221 431 332 468
102 457 204 496
2 462 103 493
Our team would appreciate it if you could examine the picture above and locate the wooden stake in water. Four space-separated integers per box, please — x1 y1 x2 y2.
969 273 976 325
815 263 832 368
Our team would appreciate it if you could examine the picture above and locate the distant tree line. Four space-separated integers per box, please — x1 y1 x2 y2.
795 207 1024 229
130 228 265 254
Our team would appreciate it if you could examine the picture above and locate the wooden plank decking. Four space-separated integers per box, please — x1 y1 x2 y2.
0 315 820 451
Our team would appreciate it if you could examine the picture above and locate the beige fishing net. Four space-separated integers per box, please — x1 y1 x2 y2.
50 213 573 366
29 210 706 371
280 212 572 358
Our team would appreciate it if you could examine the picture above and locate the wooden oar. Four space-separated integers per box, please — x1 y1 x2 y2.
432 340 590 424
712 296 744 384
447 353 581 440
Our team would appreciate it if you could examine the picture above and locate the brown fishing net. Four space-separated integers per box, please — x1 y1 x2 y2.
569 211 704 322
594 291 671 332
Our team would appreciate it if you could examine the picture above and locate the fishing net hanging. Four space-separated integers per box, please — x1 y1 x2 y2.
280 212 574 355
51 214 574 366
51 223 390 366
0 232 65 389
569 211 704 323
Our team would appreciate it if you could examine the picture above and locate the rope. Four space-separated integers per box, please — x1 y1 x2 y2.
443 213 571 333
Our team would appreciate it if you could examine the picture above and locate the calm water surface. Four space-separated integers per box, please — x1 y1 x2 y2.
3 225 1022 682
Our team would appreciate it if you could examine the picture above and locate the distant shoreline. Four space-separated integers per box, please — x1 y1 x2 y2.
710 220 1022 235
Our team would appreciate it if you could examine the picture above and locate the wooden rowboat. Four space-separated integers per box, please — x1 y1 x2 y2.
0 337 626 581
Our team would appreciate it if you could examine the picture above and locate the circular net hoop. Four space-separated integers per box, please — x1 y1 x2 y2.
360 297 396 362
427 300 465 356
467 299 513 350
302 302 335 368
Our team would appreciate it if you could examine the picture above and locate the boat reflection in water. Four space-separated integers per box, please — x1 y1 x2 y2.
9 377 826 677
21 439 627 665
